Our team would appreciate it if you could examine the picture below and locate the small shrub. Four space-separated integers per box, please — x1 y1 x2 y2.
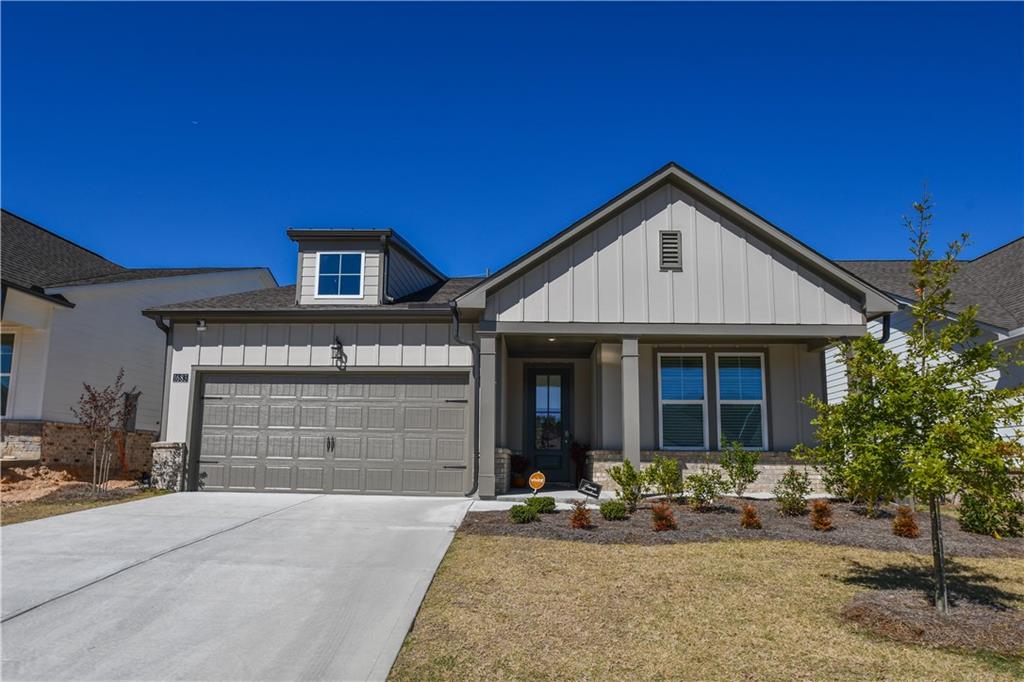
525 495 557 514
685 467 726 511
651 501 677 531
508 504 539 524
608 459 646 512
644 456 682 500
892 505 920 538
774 466 811 516
958 490 1024 538
810 499 834 531
719 441 760 497
739 503 762 529
599 499 628 521
569 500 592 529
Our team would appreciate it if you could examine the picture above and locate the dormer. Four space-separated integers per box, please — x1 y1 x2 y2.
287 228 445 306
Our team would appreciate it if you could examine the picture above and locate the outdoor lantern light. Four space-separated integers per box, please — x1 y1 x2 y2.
196 319 207 333
330 336 346 369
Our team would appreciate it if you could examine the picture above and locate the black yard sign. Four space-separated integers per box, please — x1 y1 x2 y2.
578 478 602 500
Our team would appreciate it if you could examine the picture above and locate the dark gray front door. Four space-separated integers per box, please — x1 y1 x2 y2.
524 366 572 483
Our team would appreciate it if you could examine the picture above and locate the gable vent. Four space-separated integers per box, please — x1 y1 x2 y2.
659 230 683 271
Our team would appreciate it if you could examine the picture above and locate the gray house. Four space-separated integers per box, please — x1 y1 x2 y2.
145 163 897 497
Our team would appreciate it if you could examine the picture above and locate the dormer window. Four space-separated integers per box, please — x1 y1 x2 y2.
316 252 364 298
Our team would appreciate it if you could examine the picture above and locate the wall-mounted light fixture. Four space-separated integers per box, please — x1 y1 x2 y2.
196 319 207 333
330 336 347 369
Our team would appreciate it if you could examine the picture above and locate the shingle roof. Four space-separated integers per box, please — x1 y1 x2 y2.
49 268 257 287
839 236 1024 330
145 277 484 315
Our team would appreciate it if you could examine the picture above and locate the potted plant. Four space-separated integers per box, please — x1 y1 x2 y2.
570 441 590 484
510 454 529 488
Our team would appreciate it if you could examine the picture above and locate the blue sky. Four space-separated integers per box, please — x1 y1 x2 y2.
3 2 1021 285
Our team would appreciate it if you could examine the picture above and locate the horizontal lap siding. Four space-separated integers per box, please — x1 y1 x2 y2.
486 184 864 326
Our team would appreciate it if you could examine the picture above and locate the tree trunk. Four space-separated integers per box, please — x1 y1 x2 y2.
929 495 948 613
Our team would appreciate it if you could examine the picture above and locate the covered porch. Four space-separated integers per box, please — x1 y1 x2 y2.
477 328 837 498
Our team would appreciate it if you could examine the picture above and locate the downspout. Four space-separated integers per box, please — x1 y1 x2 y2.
380 234 394 304
878 313 892 344
451 300 481 497
150 316 173 442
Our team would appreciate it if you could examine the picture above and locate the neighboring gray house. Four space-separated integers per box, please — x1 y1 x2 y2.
0 210 277 468
826 237 1024 441
145 163 897 498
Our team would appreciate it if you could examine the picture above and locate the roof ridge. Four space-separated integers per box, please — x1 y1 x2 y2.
0 208 125 270
967 235 1024 263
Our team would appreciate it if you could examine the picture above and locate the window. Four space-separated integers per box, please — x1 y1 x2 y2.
316 252 364 297
659 230 683 271
716 353 767 449
1 333 13 416
658 354 707 449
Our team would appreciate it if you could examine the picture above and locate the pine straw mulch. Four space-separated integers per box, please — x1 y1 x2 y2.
842 589 1024 657
1 465 140 506
461 498 1024 558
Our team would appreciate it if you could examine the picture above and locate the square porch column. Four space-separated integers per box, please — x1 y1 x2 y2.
477 334 498 498
621 336 641 467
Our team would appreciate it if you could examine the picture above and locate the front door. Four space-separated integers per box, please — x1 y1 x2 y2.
524 366 572 483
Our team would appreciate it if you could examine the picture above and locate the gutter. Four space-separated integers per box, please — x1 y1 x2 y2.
451 300 481 498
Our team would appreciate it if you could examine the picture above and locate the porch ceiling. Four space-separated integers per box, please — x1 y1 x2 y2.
505 336 596 359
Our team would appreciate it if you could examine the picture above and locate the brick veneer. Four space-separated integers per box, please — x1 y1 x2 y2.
1 419 156 476
495 448 512 495
586 450 825 495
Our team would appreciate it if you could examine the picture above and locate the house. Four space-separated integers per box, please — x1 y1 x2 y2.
826 237 1024 441
0 210 277 470
144 163 897 497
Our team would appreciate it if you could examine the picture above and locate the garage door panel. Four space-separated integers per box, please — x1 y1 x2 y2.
196 373 469 496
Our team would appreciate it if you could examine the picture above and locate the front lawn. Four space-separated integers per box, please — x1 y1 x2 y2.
1 489 169 526
390 535 1024 681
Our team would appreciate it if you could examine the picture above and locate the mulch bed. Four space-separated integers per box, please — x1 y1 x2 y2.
461 499 1024 558
842 589 1024 657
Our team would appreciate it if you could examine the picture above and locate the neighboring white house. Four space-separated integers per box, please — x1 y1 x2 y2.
0 209 277 469
825 237 1024 441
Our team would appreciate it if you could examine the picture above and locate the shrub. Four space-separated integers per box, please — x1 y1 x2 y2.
740 503 762 529
608 459 646 512
508 504 539 524
892 505 920 538
685 467 726 512
525 495 557 514
810 499 834 532
774 466 811 516
569 500 592 529
651 501 677 531
719 441 760 497
644 456 682 500
958 490 1024 538
599 499 628 521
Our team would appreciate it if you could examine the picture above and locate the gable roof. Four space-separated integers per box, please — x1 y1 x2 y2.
840 236 1024 331
455 163 897 317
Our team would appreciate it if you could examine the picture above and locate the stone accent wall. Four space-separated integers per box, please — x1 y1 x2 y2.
1 420 44 460
36 422 157 476
586 450 825 496
495 448 512 495
150 441 187 490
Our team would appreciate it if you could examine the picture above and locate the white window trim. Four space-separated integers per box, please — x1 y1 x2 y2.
313 251 365 299
657 352 709 451
1 330 18 418
714 352 768 451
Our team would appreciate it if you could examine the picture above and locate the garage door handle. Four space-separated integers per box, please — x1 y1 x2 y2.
198 459 218 464
445 399 468 403
442 465 467 470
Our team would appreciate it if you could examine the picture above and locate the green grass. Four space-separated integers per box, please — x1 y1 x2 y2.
1 489 170 526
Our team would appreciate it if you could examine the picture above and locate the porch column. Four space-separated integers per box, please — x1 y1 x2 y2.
478 334 498 499
621 336 641 467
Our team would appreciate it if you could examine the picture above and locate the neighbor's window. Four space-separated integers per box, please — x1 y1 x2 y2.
317 252 364 297
1 333 13 416
658 354 706 449
717 354 767 449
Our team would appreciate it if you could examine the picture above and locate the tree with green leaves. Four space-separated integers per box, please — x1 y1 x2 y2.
797 195 1024 613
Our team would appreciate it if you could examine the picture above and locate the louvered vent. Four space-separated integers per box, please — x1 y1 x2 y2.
659 230 683 271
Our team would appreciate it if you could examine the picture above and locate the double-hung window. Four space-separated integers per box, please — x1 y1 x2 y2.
716 353 767 449
316 252 364 298
1 333 14 416
658 354 707 449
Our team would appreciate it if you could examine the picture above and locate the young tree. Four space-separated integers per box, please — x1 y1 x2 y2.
71 368 137 493
798 196 1024 613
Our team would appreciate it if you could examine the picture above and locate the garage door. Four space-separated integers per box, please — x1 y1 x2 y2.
194 373 471 495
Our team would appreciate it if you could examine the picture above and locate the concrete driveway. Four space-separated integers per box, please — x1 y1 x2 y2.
2 492 471 681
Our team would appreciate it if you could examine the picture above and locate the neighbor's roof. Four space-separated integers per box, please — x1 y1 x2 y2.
455 162 898 317
839 236 1024 331
1 210 273 300
144 277 484 317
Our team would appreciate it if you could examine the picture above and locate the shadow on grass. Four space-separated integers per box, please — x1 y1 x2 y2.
840 557 1022 610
